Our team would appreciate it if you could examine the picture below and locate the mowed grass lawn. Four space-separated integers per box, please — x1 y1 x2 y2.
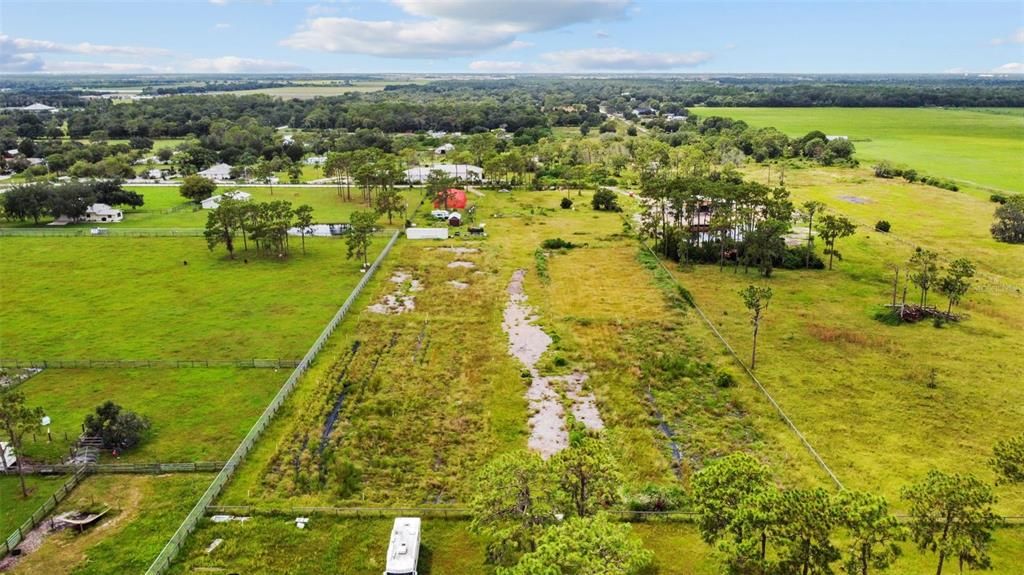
0 186 420 229
0 236 378 359
15 367 285 463
699 107 1024 193
7 474 213 575
0 474 70 535
668 166 1024 514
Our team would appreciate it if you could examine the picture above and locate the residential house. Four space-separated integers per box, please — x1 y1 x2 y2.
198 163 233 181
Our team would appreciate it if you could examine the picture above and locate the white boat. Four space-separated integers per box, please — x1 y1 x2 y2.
384 517 420 575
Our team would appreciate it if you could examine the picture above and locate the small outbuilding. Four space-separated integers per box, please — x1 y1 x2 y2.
448 212 462 226
85 203 123 223
434 143 455 155
0 441 16 470
201 190 252 210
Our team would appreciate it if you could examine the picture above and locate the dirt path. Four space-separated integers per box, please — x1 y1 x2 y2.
502 270 604 459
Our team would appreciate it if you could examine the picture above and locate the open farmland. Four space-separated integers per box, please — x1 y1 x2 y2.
0 186 420 229
667 162 1024 514
4 474 212 575
14 368 285 463
0 236 380 359
699 107 1024 193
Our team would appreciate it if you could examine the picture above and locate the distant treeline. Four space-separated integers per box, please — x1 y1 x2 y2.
141 81 291 95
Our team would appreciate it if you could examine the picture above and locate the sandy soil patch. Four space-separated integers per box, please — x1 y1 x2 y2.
502 270 604 458
447 260 476 269
437 247 480 254
447 280 469 290
368 271 422 314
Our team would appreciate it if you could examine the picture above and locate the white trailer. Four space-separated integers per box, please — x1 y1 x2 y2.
384 517 421 575
0 441 16 471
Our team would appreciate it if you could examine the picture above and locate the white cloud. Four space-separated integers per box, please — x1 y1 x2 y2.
470 47 713 73
0 34 170 57
990 28 1024 45
541 48 712 70
283 0 633 59
214 23 232 30
507 40 534 50
281 17 519 58
393 0 630 33
209 0 229 5
468 60 526 72
42 61 174 74
994 62 1024 74
595 30 610 39
184 56 308 73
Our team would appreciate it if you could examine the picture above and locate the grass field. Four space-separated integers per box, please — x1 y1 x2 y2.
6 474 212 575
697 107 1024 193
0 236 378 359
15 368 285 463
0 186 420 229
223 80 429 99
667 163 1024 514
0 475 69 535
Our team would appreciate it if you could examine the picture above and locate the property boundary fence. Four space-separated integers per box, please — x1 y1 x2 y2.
0 227 399 239
204 505 1024 526
1 466 86 558
631 227 845 490
0 228 205 237
144 230 400 575
0 359 301 369
5 462 226 476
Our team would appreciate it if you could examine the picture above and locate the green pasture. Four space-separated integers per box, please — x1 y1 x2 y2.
0 236 379 359
0 186 420 228
0 474 68 535
15 367 285 463
669 165 1024 514
7 474 212 575
699 107 1024 193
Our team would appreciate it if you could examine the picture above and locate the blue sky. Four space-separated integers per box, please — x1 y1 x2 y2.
1 0 1022 74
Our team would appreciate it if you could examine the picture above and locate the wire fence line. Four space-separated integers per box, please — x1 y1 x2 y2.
630 225 845 490
0 228 205 237
0 227 399 239
0 358 301 370
144 230 400 575
207 504 1024 525
4 462 226 476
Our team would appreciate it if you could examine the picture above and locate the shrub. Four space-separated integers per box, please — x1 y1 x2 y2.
626 484 688 511
541 238 577 250
592 188 620 212
991 195 1024 243
560 197 573 209
875 220 891 232
990 194 1008 204
83 401 150 451
779 245 826 270
714 371 736 388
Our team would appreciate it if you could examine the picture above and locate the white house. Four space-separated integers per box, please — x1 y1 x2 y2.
22 103 58 113
434 143 455 155
403 164 483 184
0 442 15 471
426 130 447 138
304 155 326 166
147 168 164 179
85 203 123 223
201 190 252 210
197 163 233 181
825 135 849 141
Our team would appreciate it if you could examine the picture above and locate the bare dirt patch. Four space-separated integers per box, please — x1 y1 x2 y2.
368 271 422 315
502 270 603 458
437 247 480 255
447 260 476 269
447 280 469 290
839 195 872 205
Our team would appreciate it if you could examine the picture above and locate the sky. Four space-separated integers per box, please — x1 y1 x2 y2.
0 0 1022 75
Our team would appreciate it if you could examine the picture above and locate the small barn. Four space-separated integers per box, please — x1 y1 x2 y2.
434 143 455 155
85 203 123 223
201 190 252 210
434 188 468 210
448 212 462 226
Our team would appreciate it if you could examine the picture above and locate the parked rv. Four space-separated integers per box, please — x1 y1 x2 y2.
384 517 421 575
